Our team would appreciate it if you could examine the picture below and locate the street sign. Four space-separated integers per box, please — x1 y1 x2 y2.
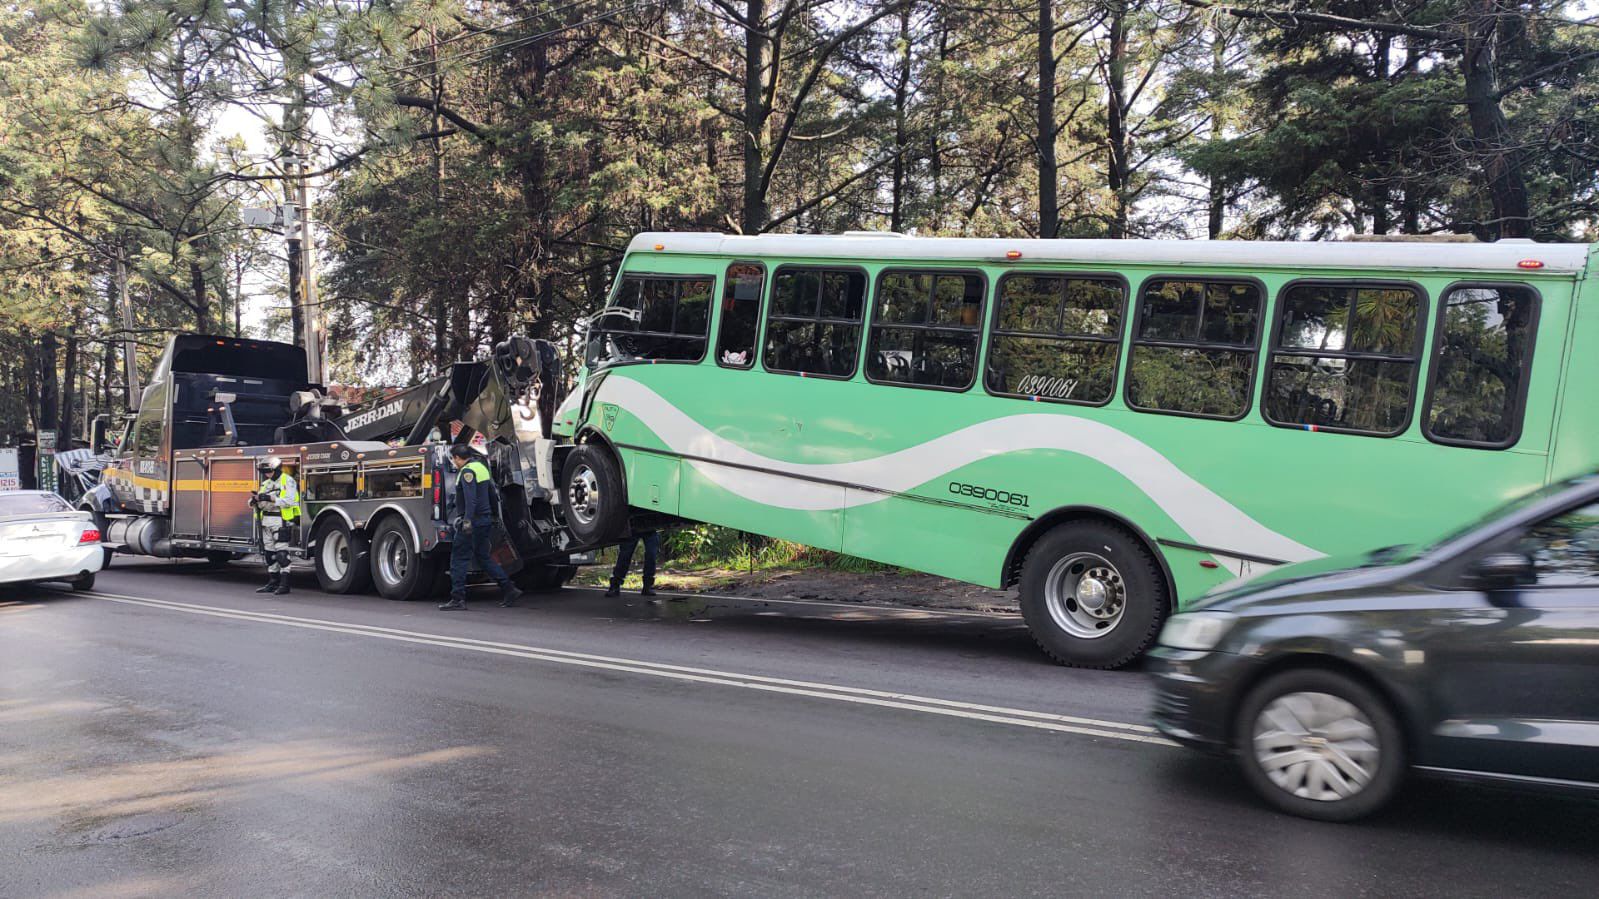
0 447 19 492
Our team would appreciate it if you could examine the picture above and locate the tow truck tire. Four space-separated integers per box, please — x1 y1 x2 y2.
516 564 577 592
1017 520 1168 669
82 506 112 569
314 518 373 595
369 518 436 601
561 444 626 544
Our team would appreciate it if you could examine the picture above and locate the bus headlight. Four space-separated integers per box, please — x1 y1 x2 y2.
1158 612 1238 652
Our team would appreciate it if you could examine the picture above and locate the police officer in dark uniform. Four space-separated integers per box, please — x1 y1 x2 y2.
439 445 521 611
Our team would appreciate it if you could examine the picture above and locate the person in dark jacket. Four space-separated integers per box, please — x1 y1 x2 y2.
439 445 521 611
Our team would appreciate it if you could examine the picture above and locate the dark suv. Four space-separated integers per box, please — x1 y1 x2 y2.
1149 473 1599 821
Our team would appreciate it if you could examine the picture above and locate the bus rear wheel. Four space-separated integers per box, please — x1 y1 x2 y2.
314 518 373 595
561 444 626 544
369 518 436 601
1018 521 1168 669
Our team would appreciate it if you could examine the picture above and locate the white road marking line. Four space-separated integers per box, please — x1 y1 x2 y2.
564 585 1025 621
81 590 1174 747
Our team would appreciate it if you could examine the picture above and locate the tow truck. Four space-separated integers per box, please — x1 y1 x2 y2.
83 333 625 599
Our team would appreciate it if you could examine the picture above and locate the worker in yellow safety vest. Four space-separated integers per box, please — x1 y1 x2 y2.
249 455 301 595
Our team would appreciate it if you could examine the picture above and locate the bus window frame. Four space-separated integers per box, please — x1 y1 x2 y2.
596 271 717 367
715 260 768 371
982 270 1130 408
1260 277 1430 438
864 266 990 394
1124 274 1269 422
1419 280 1543 451
760 263 872 381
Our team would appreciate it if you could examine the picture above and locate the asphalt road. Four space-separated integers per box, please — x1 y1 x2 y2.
2 560 1596 898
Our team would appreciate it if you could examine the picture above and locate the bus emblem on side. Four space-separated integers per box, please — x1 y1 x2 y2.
601 404 618 433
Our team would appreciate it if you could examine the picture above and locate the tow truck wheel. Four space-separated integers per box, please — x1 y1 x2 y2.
561 444 626 544
314 518 373 595
369 518 436 601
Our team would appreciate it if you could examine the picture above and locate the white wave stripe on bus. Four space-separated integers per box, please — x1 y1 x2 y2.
599 376 1323 566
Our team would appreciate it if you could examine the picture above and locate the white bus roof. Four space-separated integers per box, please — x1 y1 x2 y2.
628 232 1594 275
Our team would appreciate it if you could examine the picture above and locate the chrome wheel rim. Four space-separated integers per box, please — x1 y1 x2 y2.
1043 552 1126 639
1253 691 1380 801
321 530 350 581
376 531 410 586
568 465 601 526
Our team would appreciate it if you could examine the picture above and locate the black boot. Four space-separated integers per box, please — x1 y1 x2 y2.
273 573 291 595
256 572 278 594
604 578 621 598
498 584 523 608
438 597 467 611
640 579 658 598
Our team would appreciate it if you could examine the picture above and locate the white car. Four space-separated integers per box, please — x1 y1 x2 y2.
0 490 104 591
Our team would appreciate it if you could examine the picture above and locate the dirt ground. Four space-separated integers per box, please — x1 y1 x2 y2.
574 564 1020 614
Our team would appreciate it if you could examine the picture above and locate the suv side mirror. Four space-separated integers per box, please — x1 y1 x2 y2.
1468 552 1536 591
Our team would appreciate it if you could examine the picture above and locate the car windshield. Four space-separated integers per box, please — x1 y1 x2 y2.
0 493 72 516
1399 473 1599 561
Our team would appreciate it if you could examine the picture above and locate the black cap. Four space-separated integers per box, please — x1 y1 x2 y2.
449 444 474 460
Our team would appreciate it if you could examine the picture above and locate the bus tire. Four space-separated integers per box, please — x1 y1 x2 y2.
1017 520 1168 669
314 518 373 595
369 518 436 601
516 564 577 592
561 444 625 544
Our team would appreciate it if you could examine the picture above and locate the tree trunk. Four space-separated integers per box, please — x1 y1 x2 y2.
890 4 913 233
60 326 78 442
189 260 211 332
1206 24 1228 239
742 0 773 234
1462 11 1531 238
38 332 59 439
1037 0 1059 238
1105 3 1130 239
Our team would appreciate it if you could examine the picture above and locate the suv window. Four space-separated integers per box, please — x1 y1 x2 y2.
1264 282 1424 436
985 274 1125 405
1516 501 1599 587
866 270 985 390
1127 279 1262 419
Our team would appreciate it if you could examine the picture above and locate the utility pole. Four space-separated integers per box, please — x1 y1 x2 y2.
115 244 140 411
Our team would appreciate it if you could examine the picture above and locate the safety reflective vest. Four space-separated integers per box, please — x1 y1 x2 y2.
256 472 302 522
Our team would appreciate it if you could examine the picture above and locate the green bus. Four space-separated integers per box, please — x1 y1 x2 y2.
551 233 1599 668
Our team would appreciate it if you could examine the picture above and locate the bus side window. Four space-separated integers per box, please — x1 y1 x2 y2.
1262 281 1424 436
866 269 985 391
762 267 868 379
716 262 765 369
602 275 714 362
985 274 1125 405
1127 278 1263 419
1422 283 1540 449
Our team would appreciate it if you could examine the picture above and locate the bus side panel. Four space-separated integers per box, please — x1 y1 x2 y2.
623 448 682 516
675 462 846 552
1550 272 1599 482
840 491 1017 588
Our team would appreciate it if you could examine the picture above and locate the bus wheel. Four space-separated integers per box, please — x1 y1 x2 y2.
1018 521 1168 669
369 518 436 601
561 445 625 544
315 518 373 595
516 564 577 592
